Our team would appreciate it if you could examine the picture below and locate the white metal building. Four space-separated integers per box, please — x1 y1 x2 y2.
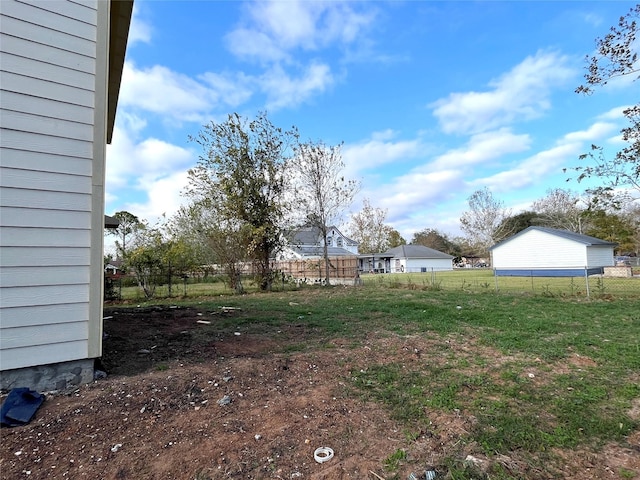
490 226 616 277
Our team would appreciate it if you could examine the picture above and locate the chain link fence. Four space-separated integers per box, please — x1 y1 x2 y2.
360 267 640 299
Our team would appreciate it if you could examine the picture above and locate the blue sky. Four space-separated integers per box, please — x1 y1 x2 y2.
105 0 637 242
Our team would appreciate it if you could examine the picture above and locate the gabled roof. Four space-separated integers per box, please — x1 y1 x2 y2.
289 225 357 246
383 244 454 259
290 226 322 245
490 226 617 250
289 246 355 257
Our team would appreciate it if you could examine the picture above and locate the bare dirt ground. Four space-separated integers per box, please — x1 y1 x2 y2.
1 305 638 480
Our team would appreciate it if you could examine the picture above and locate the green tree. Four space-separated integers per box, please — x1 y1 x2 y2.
387 229 407 249
292 140 359 284
160 238 199 297
107 211 145 261
127 228 164 299
584 210 636 254
169 201 250 293
574 4 640 197
619 203 640 255
187 112 298 291
411 228 454 253
497 211 539 236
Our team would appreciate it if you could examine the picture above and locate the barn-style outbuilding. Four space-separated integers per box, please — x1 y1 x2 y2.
490 226 616 277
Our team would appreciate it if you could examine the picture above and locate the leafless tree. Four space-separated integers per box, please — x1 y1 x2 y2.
460 187 512 253
291 141 359 284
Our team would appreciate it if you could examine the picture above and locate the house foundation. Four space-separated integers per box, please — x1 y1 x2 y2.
1 359 94 393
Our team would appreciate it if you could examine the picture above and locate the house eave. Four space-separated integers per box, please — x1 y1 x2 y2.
107 0 134 144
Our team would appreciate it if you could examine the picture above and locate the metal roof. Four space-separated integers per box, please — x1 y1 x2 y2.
490 226 617 250
383 244 454 259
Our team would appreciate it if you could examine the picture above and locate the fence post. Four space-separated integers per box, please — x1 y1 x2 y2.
530 271 534 292
584 266 590 299
494 270 499 293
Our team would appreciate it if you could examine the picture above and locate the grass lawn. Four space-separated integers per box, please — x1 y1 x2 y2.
110 284 640 478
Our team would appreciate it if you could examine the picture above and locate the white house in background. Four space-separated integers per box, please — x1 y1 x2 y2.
280 226 359 259
490 226 616 277
359 245 454 273
0 0 133 390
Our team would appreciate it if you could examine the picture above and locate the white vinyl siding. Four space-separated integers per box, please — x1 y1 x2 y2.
492 230 586 269
0 149 93 176
492 230 614 270
1 187 92 211
586 246 615 267
0 303 89 329
0 341 88 371
0 0 100 371
405 258 453 272
1 265 90 287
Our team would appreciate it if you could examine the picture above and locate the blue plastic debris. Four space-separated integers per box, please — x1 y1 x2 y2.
0 388 45 427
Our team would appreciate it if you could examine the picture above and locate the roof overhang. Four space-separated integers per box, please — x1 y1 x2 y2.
107 0 134 144
104 215 120 229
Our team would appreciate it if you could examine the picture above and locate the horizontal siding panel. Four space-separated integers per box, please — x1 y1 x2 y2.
0 128 93 158
0 207 91 229
1 91 94 125
1 71 94 107
0 32 95 72
0 149 92 176
0 321 88 350
0 302 88 328
1 51 95 90
0 284 90 308
70 0 96 8
0 227 91 248
0 167 91 193
1 109 94 142
0 246 90 267
0 339 88 371
2 1 96 41
18 0 97 26
493 231 587 269
1 186 92 212
587 246 615 267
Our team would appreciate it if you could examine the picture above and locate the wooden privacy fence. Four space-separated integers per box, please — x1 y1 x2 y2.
272 256 359 284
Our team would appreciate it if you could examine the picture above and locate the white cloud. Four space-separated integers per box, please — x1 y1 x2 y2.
225 0 377 63
198 71 254 107
597 105 634 121
473 142 581 192
120 62 213 122
342 133 426 177
429 128 531 170
106 125 194 197
431 50 575 135
128 4 152 45
120 62 254 123
261 62 335 109
580 12 603 28
225 28 289 64
470 118 617 193
122 170 191 223
562 121 617 142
